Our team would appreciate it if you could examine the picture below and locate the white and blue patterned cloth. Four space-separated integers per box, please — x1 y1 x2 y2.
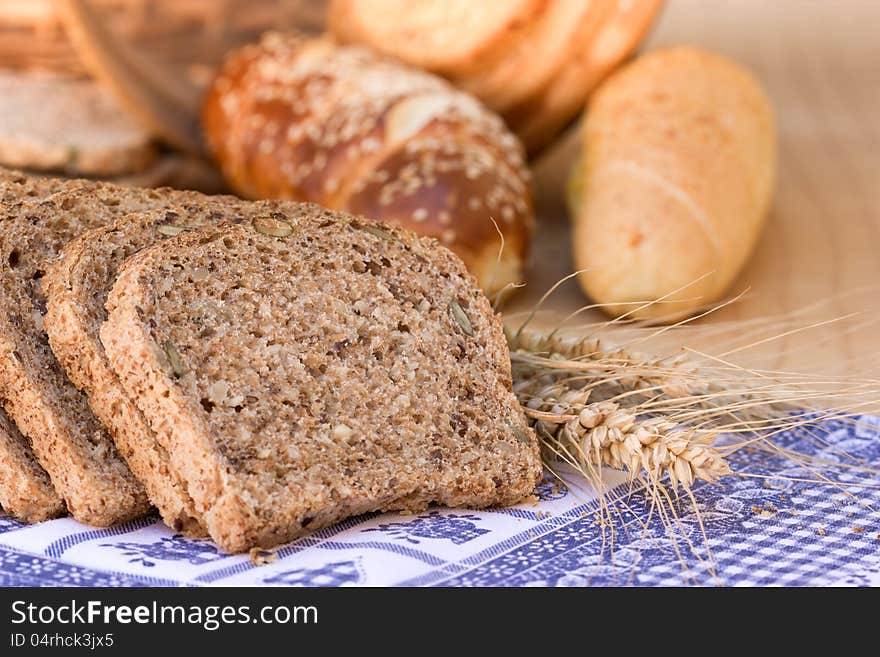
1 415 878 587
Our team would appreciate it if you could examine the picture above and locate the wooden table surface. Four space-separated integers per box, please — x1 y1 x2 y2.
508 0 880 378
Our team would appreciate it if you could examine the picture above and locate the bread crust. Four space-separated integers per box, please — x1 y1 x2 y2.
0 171 72 521
509 0 664 152
0 175 214 525
328 0 545 75
457 0 595 114
572 47 777 318
327 0 663 154
0 399 65 522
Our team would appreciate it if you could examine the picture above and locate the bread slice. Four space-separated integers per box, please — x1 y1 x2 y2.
1 167 70 202
5 155 227 196
101 209 541 552
43 197 265 534
457 0 595 113
0 169 69 522
0 178 208 525
0 71 157 177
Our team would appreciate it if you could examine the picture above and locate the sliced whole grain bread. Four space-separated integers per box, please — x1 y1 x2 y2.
101 210 541 552
0 177 213 525
0 72 157 177
3 155 228 196
0 170 67 521
43 198 271 534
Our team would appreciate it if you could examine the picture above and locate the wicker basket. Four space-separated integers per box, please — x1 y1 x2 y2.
0 0 326 78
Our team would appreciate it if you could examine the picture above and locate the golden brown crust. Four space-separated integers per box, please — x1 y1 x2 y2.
327 0 663 154
102 212 541 552
509 0 664 152
202 35 533 297
455 0 595 114
328 0 546 76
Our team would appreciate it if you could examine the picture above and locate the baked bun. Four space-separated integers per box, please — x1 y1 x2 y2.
329 0 663 154
202 34 534 297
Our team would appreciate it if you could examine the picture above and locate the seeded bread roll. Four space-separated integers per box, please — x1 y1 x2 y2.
101 211 541 552
43 198 282 534
202 34 533 298
0 176 213 525
329 0 663 153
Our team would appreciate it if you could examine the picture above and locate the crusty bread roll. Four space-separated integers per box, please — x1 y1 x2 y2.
202 34 533 296
0 70 156 177
569 47 777 320
328 0 544 76
328 0 663 153
506 0 664 152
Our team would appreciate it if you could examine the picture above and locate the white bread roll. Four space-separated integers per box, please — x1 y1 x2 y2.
570 47 777 319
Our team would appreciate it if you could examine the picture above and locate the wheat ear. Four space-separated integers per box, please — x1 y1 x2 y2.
514 376 731 489
509 325 880 494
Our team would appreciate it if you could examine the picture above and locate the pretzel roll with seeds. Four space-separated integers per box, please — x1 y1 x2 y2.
569 47 777 320
329 0 663 153
202 34 533 296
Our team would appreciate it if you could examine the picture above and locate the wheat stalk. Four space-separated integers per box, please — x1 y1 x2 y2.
509 323 880 494
503 285 880 580
509 328 733 492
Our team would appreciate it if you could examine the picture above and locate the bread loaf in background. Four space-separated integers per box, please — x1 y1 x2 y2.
0 70 156 177
328 0 663 154
568 47 777 320
202 34 533 297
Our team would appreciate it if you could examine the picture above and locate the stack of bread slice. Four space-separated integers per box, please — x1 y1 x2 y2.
0 168 541 552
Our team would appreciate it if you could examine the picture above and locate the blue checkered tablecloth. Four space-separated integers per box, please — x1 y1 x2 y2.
0 414 878 586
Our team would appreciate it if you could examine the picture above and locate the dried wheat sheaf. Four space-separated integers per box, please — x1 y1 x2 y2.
507 321 880 495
